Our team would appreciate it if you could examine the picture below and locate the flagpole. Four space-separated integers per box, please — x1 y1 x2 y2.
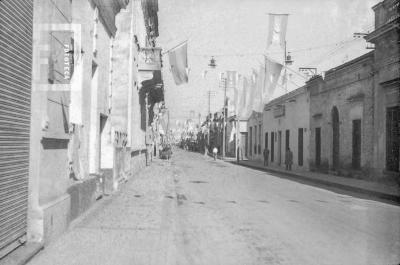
284 41 289 93
162 40 188 55
222 75 227 158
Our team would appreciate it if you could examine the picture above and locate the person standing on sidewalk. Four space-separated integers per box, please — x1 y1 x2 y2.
285 147 293 170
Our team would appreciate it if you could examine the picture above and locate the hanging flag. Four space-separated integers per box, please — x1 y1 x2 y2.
266 14 288 49
251 68 264 112
226 70 237 115
259 65 267 105
234 74 241 110
226 71 237 89
229 125 236 142
168 41 188 85
240 76 250 118
265 56 283 99
244 74 256 119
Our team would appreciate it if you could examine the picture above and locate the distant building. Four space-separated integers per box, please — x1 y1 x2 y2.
263 87 310 171
247 111 263 162
306 52 375 175
365 0 399 175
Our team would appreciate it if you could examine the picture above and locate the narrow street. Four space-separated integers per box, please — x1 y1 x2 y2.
28 149 400 265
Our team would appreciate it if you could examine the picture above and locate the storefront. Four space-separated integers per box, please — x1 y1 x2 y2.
0 0 33 257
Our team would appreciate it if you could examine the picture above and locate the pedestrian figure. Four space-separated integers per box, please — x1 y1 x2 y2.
213 146 218 160
263 148 269 166
285 147 293 170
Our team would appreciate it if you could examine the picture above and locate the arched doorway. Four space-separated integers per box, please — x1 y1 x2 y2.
331 106 340 170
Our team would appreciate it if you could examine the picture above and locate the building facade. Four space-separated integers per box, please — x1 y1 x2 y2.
27 0 129 248
0 0 34 257
0 0 163 257
105 0 162 193
307 52 375 176
263 87 310 171
366 0 399 176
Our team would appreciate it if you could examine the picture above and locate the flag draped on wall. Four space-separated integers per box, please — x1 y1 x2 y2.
265 56 283 99
266 14 288 49
168 41 188 85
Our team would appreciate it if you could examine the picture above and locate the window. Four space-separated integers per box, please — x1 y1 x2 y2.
352 119 361 169
315 127 321 167
249 127 252 156
271 132 274 162
386 107 400 172
258 124 262 154
254 126 257 154
285 129 290 151
298 128 303 166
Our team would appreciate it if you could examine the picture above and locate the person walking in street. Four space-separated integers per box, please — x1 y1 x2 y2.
263 148 269 166
213 146 218 160
285 147 293 170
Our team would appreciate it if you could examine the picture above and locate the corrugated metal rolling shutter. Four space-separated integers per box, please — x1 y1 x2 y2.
0 0 33 256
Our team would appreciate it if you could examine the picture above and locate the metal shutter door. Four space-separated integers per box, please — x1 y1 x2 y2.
0 0 33 255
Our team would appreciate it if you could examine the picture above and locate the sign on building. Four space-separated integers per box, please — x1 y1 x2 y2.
273 105 285 118
138 47 162 71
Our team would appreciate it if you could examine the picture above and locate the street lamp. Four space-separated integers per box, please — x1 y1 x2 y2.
208 56 217 68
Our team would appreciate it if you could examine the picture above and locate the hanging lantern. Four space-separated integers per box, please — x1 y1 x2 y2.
285 52 293 65
208 56 216 68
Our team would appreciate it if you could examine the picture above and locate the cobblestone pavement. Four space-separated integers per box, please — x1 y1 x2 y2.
28 149 400 265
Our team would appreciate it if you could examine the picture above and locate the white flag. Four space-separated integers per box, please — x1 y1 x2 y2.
229 125 236 142
168 42 188 85
266 14 288 49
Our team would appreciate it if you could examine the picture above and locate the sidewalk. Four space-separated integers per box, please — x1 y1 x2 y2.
228 159 400 204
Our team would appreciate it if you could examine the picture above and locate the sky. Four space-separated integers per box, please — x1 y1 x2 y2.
157 0 380 127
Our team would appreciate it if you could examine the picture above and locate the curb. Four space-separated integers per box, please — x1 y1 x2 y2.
1 243 44 265
229 161 400 205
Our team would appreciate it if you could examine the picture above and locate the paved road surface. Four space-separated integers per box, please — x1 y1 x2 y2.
28 149 400 265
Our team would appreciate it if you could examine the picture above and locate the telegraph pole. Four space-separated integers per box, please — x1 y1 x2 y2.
222 75 227 158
